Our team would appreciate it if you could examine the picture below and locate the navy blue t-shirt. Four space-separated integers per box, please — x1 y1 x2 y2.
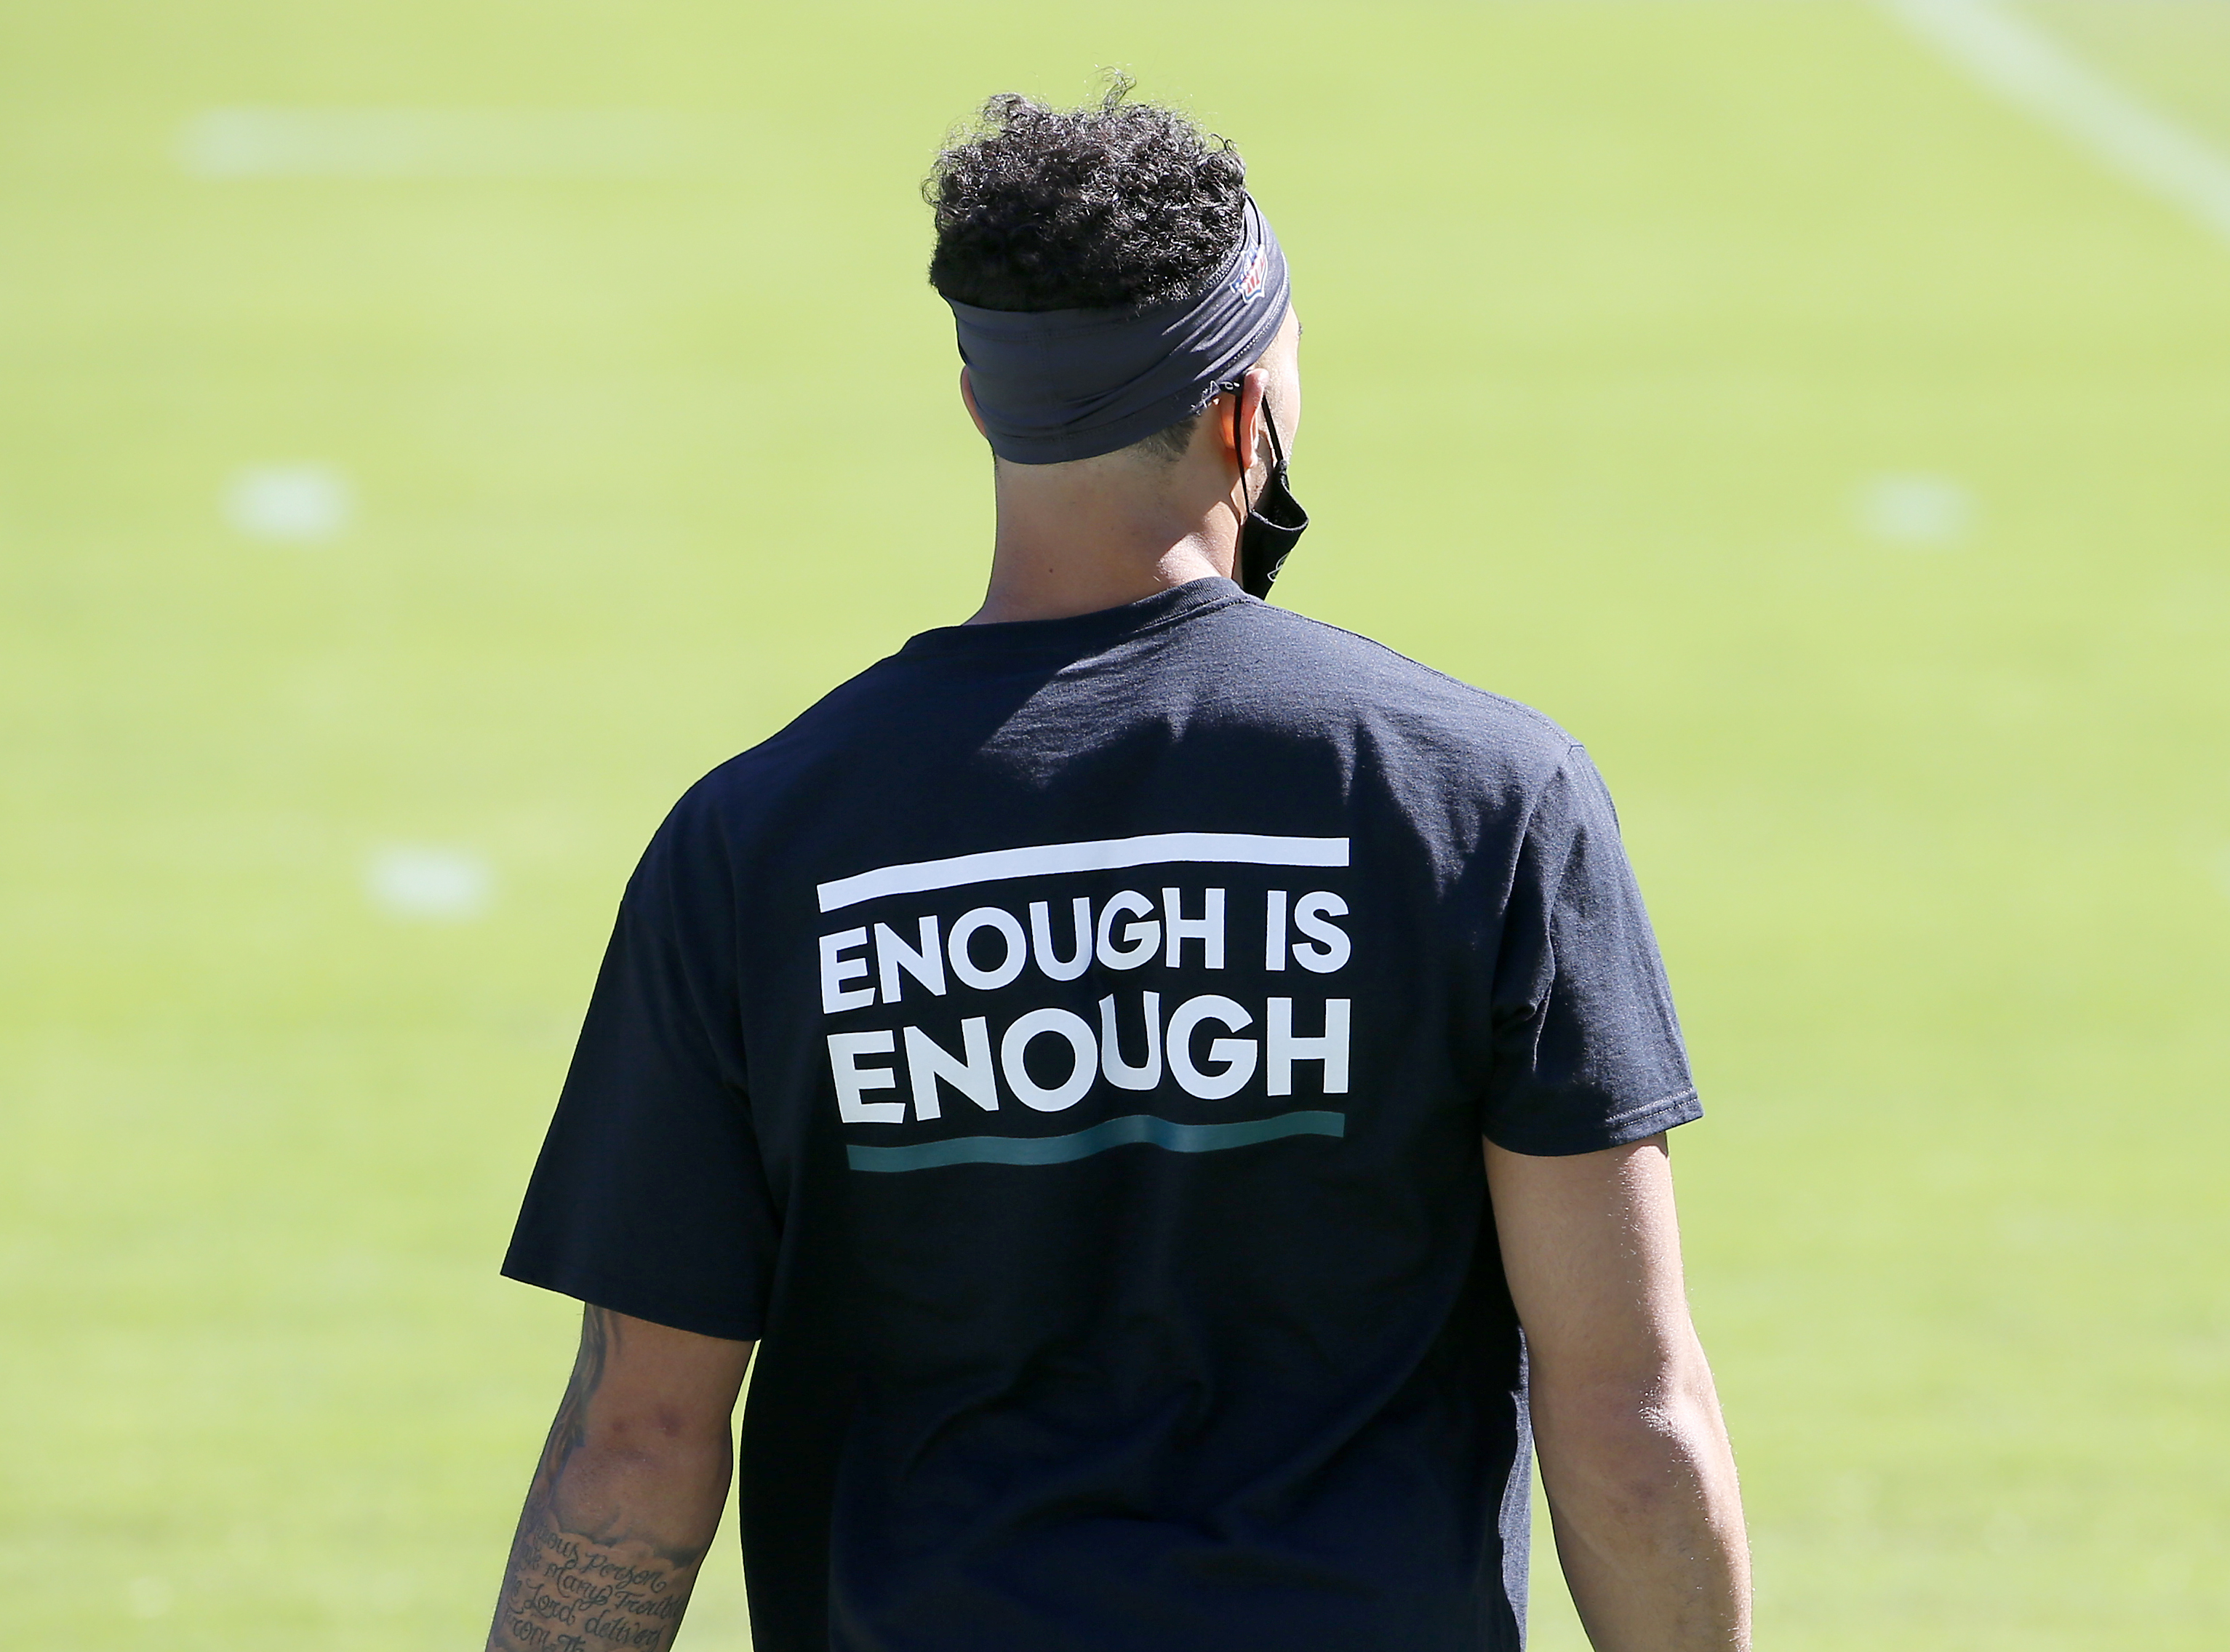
503 578 1698 1652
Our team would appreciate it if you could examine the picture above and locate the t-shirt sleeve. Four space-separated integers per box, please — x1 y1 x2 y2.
1479 745 1701 1156
501 802 779 1341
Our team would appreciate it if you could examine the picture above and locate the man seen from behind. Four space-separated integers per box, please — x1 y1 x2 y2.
486 87 1751 1652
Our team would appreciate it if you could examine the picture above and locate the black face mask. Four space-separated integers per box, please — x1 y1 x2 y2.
1233 393 1308 600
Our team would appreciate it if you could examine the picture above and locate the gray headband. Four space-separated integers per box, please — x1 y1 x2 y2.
948 195 1292 465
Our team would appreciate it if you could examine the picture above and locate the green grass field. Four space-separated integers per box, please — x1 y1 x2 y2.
4 1 2227 1645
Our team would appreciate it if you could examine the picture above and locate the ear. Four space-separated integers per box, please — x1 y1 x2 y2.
1226 368 1270 482
959 367 991 439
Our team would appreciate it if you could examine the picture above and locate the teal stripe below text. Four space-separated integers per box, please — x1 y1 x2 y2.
845 1111 1346 1173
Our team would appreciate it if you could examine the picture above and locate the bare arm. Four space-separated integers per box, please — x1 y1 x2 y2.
487 1306 754 1652
1486 1135 1750 1651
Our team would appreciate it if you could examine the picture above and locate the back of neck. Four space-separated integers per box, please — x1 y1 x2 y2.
967 471 1236 625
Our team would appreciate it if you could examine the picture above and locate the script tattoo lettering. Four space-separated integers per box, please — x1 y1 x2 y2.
486 1309 709 1652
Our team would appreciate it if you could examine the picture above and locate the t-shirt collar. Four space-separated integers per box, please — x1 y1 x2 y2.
898 577 1247 662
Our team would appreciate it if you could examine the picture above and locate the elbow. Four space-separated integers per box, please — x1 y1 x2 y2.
1531 1344 1732 1495
578 1402 734 1481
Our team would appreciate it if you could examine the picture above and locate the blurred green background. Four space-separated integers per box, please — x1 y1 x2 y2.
4 1 2227 1645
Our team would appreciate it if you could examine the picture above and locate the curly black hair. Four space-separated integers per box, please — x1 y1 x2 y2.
925 83 1248 314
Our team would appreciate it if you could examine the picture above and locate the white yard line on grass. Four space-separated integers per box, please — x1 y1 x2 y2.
1885 0 2230 248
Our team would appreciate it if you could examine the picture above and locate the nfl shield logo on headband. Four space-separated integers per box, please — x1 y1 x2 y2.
1231 246 1267 303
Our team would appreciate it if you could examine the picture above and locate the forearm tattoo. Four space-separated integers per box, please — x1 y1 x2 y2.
487 1309 711 1652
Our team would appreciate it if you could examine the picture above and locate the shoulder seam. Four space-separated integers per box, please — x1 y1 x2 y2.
1255 605 1573 739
